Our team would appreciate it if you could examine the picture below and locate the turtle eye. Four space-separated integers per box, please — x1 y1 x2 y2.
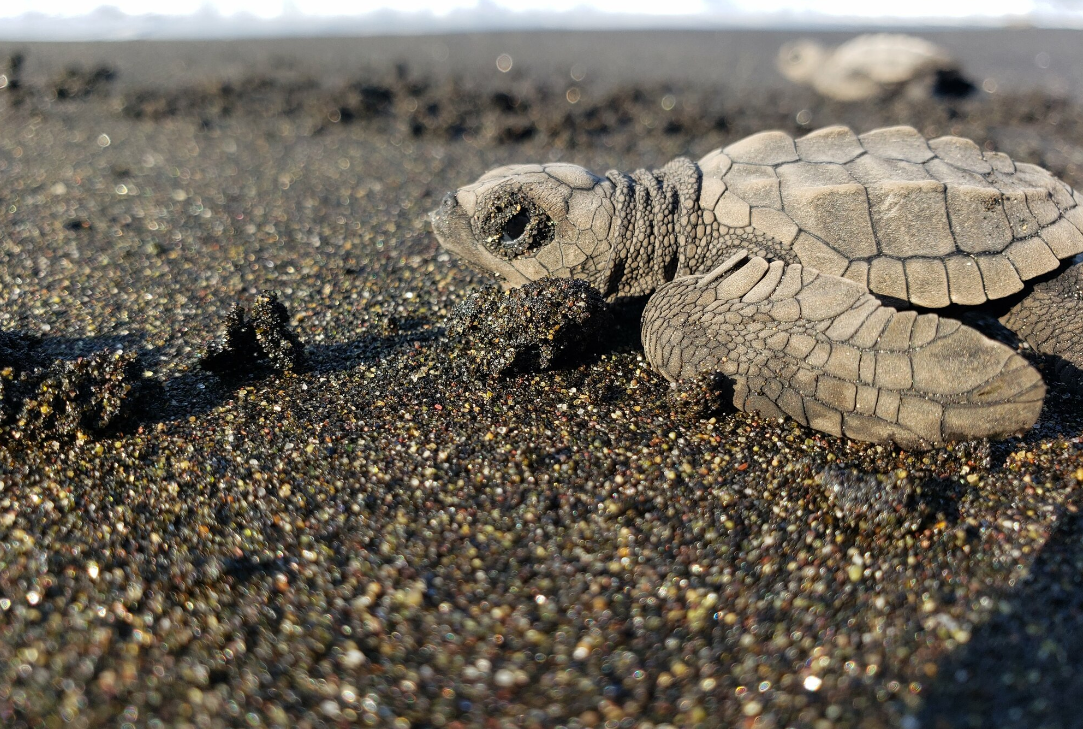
477 193 555 259
503 209 531 242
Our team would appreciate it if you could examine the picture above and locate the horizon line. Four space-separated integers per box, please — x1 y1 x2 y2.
2 6 1081 42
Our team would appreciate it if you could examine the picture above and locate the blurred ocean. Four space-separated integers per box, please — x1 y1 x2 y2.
1 0 1082 41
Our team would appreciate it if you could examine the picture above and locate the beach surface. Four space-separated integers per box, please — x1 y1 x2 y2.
2 29 1083 729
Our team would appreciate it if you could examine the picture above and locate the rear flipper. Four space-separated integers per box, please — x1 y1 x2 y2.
998 257 1083 392
642 252 1046 449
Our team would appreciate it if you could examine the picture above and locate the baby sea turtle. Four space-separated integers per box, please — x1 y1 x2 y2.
430 125 1083 448
777 34 966 101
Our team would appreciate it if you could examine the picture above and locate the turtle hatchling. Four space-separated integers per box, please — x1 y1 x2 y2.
430 125 1083 449
776 34 968 101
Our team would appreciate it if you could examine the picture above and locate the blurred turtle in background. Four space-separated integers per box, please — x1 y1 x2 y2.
777 34 975 101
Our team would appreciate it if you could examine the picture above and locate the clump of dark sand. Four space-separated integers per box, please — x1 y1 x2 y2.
1 52 24 94
4 349 142 440
200 291 307 375
448 277 612 377
101 59 1083 164
51 64 116 100
122 76 316 124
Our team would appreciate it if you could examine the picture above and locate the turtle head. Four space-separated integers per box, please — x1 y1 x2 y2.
777 39 827 84
430 163 616 290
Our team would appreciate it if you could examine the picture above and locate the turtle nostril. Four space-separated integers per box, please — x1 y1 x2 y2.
429 193 458 224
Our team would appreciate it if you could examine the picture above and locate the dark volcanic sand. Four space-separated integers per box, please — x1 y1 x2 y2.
2 30 1083 729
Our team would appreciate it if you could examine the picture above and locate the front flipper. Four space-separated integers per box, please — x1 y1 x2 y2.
642 253 1045 449
998 258 1083 392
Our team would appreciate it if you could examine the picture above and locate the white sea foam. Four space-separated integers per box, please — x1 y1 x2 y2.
1 0 1081 40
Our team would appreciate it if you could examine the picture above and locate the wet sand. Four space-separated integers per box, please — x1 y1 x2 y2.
2 30 1083 729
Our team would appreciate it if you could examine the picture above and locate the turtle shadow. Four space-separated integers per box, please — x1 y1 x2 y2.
131 328 441 429
913 385 1083 726
304 327 443 375
1 330 145 367
1046 358 1083 397
954 310 1083 400
918 490 1083 728
1 322 443 436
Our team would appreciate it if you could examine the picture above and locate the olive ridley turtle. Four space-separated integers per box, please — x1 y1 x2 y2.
777 34 968 101
430 125 1083 448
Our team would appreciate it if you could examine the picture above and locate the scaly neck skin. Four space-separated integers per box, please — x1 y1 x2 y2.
600 158 701 301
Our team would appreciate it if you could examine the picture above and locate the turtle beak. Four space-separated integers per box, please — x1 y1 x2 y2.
428 192 530 288
429 192 471 259
428 192 458 238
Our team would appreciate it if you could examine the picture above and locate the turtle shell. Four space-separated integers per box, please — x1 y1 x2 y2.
698 125 1083 308
825 34 953 86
